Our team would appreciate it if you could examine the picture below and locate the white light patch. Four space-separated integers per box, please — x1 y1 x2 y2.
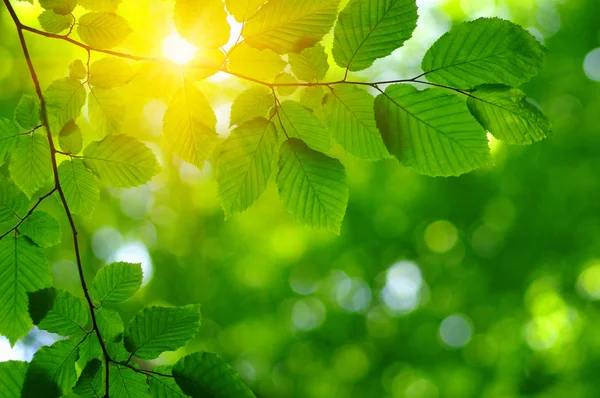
162 32 197 65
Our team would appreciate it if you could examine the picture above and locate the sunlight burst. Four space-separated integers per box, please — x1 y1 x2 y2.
162 32 197 65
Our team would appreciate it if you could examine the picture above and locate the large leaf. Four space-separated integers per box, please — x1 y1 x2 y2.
333 0 418 71
225 0 265 22
0 176 27 223
58 158 100 217
88 87 125 137
20 211 61 248
277 101 331 152
44 77 86 132
172 352 256 398
289 44 329 82
73 359 104 398
148 366 188 398
163 85 218 168
109 364 149 398
244 0 340 54
228 43 286 81
467 85 551 145
21 339 79 398
83 135 159 188
229 87 273 127
9 133 52 199
0 118 22 165
14 94 40 130
276 139 348 233
174 0 230 48
323 85 389 160
124 305 201 360
77 12 132 49
38 10 73 33
0 361 28 398
374 84 490 176
28 288 88 336
421 18 546 89
91 261 143 306
89 57 134 88
217 118 278 218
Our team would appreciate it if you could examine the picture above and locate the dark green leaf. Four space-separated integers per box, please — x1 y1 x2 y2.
0 361 28 398
73 358 105 398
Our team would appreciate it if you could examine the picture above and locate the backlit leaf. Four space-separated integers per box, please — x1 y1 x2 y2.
274 73 298 96
44 77 86 132
225 0 266 22
229 87 273 127
28 288 88 336
91 261 143 306
39 0 77 15
73 359 104 398
88 87 126 137
0 176 27 223
77 12 132 49
277 101 331 152
14 94 40 130
9 133 52 199
20 211 61 248
0 118 22 165
79 0 122 12
289 44 329 82
109 364 149 398
58 120 83 154
58 159 100 217
89 57 134 88
0 361 28 398
228 43 286 81
69 59 87 80
174 0 230 48
38 10 73 33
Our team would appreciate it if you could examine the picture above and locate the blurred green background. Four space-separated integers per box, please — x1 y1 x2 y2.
1 0 600 397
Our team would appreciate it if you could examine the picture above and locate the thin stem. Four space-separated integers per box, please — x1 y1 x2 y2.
0 187 57 241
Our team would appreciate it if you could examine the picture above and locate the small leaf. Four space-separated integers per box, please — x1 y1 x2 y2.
289 43 329 82
333 0 418 71
275 73 297 96
83 135 159 188
89 57 134 88
77 12 132 49
217 118 278 218
58 120 83 154
148 365 188 398
322 85 389 160
374 84 490 176
91 261 143 306
58 158 100 217
244 0 340 54
0 118 22 165
20 211 61 248
28 288 88 336
174 0 230 48
124 305 201 360
225 0 266 22
163 84 218 168
109 364 149 398
172 352 256 398
228 43 286 81
44 77 86 132
276 139 348 233
9 133 52 199
277 101 331 152
467 85 551 145
0 176 28 223
96 307 124 341
229 87 273 127
21 339 79 398
39 0 77 15
78 0 122 12
73 359 105 398
14 94 40 130
69 59 87 80
0 361 28 398
88 87 126 137
38 10 73 33
421 18 546 89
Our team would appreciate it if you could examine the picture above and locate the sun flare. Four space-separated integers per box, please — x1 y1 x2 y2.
162 32 197 65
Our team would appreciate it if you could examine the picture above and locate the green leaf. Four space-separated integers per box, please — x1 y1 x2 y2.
322 85 389 160
244 0 340 54
276 138 348 233
78 333 102 365
124 305 201 360
14 94 40 130
20 211 61 248
289 44 329 82
225 0 265 22
44 77 86 132
38 10 73 33
39 0 77 15
83 135 159 188
9 133 52 199
89 57 133 88
77 12 132 49
0 361 28 398
0 118 22 165
79 0 122 12
228 43 286 81
109 364 149 398
174 0 230 48
172 352 256 398
421 18 546 90
217 118 278 218
333 0 418 72
88 87 126 137
106 339 130 362
21 339 79 398
274 73 298 96
73 359 105 398
229 87 273 128
58 159 100 217
277 101 331 152
0 176 28 223
163 85 218 168
467 85 551 145
58 120 83 154
28 288 88 336
96 307 124 341
91 261 143 306
69 59 87 80
374 84 490 176
148 366 188 398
